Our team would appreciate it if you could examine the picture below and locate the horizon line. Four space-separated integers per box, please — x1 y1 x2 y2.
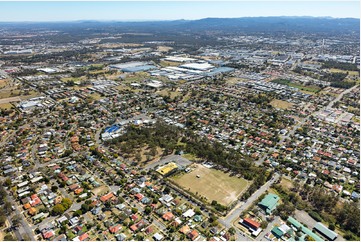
0 15 359 23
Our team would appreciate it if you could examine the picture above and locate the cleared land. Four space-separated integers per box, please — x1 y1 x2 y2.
92 185 109 196
280 177 294 190
270 99 293 110
171 164 248 206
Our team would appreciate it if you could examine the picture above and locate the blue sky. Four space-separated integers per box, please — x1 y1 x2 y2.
0 1 359 22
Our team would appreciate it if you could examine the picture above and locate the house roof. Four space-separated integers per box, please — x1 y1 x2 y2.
100 192 114 202
134 193 144 201
78 233 89 241
179 225 191 234
130 224 138 232
28 207 37 215
24 203 31 209
188 230 199 240
109 224 122 233
271 227 284 238
43 230 55 239
162 212 174 221
243 218 260 229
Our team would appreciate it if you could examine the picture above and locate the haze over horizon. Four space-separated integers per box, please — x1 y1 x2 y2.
0 1 359 22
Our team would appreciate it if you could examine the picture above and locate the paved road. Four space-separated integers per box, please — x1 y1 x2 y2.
4 192 35 241
143 154 192 170
326 84 359 109
256 84 359 166
217 173 280 241
0 96 22 104
219 173 280 228
0 130 15 148
258 216 282 241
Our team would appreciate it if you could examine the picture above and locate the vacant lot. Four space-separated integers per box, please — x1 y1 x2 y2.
280 177 294 190
171 164 248 206
92 185 109 196
270 99 293 110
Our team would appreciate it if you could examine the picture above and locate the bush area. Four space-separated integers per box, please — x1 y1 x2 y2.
273 182 360 240
108 122 271 208
321 61 359 72
293 67 355 89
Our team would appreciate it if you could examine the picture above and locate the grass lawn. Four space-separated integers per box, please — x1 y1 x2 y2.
159 60 179 67
0 79 7 88
66 231 76 240
226 77 249 84
61 76 86 83
271 79 321 94
156 89 181 99
0 103 13 110
269 99 293 110
157 46 173 52
181 153 201 162
171 164 249 206
89 93 103 101
115 85 131 91
329 68 359 76
288 83 321 93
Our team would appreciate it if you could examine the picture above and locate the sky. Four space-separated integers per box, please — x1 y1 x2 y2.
0 1 359 22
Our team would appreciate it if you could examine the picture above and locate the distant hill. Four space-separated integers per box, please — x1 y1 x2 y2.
0 17 359 36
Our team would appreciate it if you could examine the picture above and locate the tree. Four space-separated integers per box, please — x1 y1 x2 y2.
3 201 12 215
61 198 73 210
52 204 65 215
4 234 16 241
11 215 21 227
135 153 142 162
131 208 138 214
0 215 6 227
228 227 236 235
81 204 90 213
51 185 58 193
3 178 12 187
163 187 170 194
144 206 152 215
73 210 83 217
261 221 268 229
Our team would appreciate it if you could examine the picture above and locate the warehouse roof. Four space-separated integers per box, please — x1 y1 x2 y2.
287 217 323 241
314 222 338 240
258 193 279 214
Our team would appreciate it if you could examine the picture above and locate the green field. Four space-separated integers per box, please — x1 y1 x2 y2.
171 164 248 206
271 79 321 93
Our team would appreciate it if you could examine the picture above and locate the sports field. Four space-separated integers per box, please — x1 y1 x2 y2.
171 164 248 206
